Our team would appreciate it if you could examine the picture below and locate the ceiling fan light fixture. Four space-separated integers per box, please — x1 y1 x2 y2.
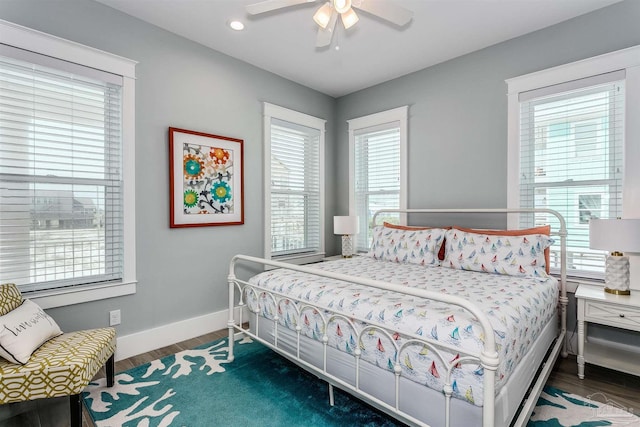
340 7 358 29
333 0 351 14
313 2 333 29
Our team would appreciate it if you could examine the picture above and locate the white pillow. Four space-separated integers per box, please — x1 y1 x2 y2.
367 225 446 267
0 299 63 364
443 228 553 278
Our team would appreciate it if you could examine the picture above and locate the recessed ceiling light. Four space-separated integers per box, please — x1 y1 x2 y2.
229 20 245 31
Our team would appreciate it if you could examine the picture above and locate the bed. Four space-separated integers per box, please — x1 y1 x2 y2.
226 208 568 427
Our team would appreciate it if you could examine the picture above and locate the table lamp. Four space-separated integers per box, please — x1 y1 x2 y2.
334 216 359 258
589 218 640 295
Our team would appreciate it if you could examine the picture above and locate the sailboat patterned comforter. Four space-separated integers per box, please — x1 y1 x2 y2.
247 257 558 406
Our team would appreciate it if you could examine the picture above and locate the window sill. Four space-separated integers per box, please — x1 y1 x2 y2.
271 252 326 265
27 280 137 309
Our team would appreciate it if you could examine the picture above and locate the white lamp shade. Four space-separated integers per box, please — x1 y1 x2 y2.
589 219 640 253
334 216 358 235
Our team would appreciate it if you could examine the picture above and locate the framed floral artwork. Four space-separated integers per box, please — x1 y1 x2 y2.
169 127 244 227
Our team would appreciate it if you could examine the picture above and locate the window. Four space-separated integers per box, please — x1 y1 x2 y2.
348 106 407 252
264 103 325 263
507 45 640 280
0 21 136 307
519 77 624 276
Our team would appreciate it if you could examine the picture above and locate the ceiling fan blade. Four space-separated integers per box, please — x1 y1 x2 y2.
316 10 338 47
246 0 314 15
354 0 413 26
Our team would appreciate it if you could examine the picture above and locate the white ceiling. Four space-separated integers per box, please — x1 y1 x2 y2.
95 0 622 97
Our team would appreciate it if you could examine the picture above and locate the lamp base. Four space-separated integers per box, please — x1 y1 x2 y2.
604 255 631 296
604 287 631 295
341 235 353 258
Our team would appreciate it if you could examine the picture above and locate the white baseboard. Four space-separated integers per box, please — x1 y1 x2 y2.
114 306 248 361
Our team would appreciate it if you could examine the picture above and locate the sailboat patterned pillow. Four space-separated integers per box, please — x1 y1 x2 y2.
443 228 553 278
368 225 446 266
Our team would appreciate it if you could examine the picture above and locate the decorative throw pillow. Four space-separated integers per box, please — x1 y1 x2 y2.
0 283 23 316
454 225 552 273
368 225 446 266
383 222 450 260
443 228 553 278
0 299 63 364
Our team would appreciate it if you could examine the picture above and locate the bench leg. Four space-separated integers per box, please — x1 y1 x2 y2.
106 353 115 387
69 393 82 427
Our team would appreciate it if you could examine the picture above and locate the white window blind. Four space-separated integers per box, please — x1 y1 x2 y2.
269 118 321 257
354 123 401 252
519 75 624 279
0 51 124 292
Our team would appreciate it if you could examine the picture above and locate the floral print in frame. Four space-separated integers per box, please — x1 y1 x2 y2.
169 127 244 227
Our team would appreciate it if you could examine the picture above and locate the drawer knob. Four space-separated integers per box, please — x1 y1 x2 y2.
619 314 625 318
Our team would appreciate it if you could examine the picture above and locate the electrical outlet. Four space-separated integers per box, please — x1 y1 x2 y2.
109 309 121 326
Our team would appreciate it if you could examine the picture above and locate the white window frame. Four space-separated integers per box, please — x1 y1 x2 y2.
0 19 137 308
263 103 326 264
348 106 408 252
506 44 640 282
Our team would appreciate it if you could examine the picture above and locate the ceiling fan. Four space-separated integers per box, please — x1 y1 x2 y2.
245 0 413 48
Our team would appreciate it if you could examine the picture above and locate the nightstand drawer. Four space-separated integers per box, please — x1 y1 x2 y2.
584 300 640 331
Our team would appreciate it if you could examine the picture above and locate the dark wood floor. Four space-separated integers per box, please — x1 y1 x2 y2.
1 329 638 427
544 353 640 415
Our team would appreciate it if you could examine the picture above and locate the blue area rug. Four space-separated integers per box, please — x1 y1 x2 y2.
528 385 639 426
83 337 638 426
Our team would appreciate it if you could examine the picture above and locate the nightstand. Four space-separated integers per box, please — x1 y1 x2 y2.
575 284 640 379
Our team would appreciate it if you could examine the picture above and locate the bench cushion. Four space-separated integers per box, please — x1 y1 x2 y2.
0 327 116 404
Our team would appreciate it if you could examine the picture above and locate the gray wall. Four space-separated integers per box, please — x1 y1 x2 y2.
335 0 640 223
0 0 336 335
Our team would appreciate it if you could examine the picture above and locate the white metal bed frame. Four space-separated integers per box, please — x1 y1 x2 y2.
227 208 569 427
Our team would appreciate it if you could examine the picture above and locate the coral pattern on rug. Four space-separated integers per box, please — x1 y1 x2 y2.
84 336 400 427
84 337 237 426
84 337 639 427
527 385 640 426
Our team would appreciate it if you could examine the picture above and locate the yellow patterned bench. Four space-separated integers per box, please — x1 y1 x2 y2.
0 283 116 427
